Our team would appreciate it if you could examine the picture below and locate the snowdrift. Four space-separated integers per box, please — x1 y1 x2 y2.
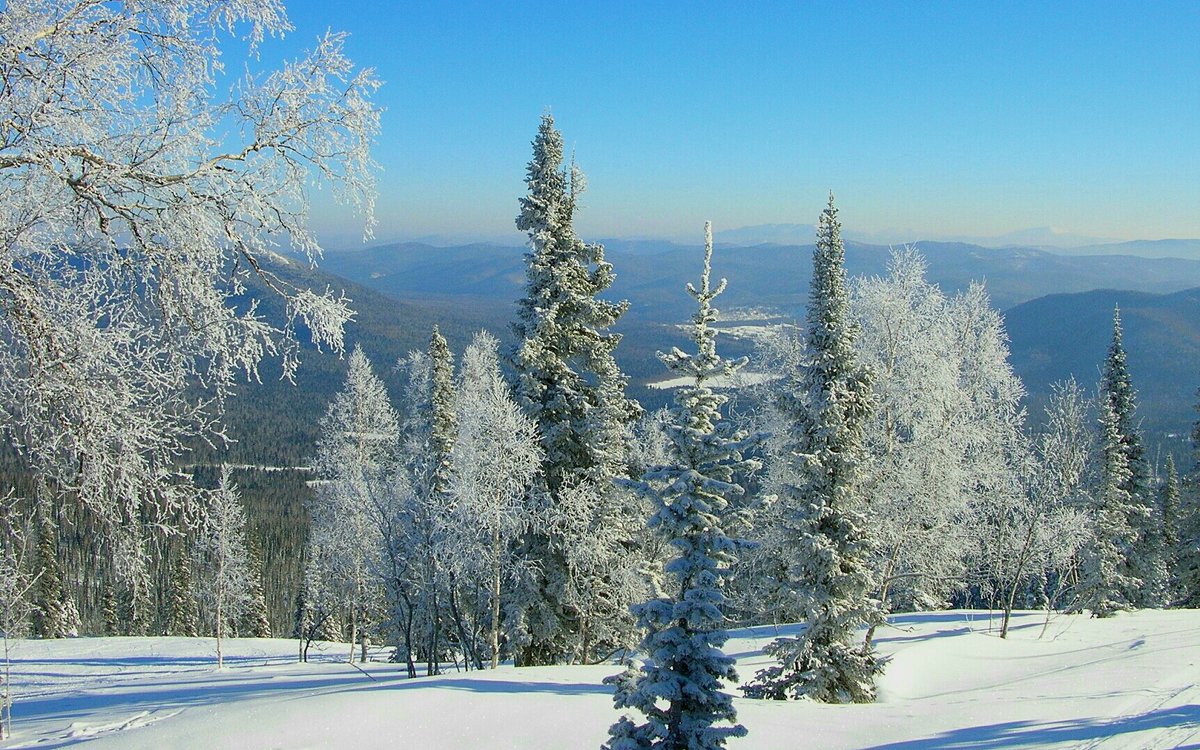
4 609 1199 749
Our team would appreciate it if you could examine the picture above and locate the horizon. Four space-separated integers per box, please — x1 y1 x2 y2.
252 2 1198 250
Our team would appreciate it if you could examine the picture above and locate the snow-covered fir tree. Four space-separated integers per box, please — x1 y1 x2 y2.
744 195 883 703
195 468 255 667
1099 307 1163 607
509 114 642 666
1079 398 1140 617
239 534 272 639
165 550 199 638
1160 454 1183 605
450 331 541 669
295 540 343 662
604 223 755 750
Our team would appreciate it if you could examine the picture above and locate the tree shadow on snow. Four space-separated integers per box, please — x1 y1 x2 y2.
861 704 1200 749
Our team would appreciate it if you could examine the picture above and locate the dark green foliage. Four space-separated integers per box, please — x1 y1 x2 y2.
31 504 67 639
165 551 199 637
509 114 640 666
745 196 883 703
1100 308 1164 607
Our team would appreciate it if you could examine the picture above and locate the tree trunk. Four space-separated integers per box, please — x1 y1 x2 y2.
427 587 440 677
400 590 417 678
490 530 502 669
216 598 224 669
448 575 481 670
864 554 899 649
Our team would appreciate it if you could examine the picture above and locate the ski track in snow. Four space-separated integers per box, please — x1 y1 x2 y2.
4 611 1200 749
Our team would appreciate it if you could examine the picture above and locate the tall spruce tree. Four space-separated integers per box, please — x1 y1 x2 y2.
604 223 754 750
1100 307 1163 606
509 114 640 666
745 195 883 703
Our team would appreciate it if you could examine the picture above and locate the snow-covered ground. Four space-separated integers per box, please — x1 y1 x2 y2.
3 609 1200 749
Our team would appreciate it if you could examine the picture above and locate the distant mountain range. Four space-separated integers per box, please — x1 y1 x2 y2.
1004 286 1200 443
703 225 1200 257
321 239 1200 318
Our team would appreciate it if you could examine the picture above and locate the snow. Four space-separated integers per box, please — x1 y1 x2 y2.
5 609 1200 749
649 372 778 390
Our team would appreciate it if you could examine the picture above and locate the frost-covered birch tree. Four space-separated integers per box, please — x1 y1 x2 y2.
745 195 883 703
986 380 1092 637
310 346 398 662
450 331 540 669
195 468 254 668
0 494 34 741
509 114 641 666
605 223 755 750
0 0 379 536
851 250 975 615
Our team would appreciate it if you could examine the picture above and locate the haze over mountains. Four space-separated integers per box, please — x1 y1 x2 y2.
309 237 1200 450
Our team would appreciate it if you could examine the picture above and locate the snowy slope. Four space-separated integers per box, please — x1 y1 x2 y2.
4 610 1200 749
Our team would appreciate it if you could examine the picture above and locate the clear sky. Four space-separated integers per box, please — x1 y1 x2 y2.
254 1 1199 247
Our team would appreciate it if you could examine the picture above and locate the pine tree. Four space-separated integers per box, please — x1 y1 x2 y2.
101 583 119 636
1100 307 1163 606
1080 398 1139 617
1160 454 1182 605
509 114 641 666
165 550 199 637
604 223 754 750
31 503 67 639
240 534 272 638
745 195 883 703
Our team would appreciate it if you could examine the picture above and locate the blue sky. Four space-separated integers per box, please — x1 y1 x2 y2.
255 1 1198 247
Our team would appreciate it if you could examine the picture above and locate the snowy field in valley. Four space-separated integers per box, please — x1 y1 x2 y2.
3 609 1200 749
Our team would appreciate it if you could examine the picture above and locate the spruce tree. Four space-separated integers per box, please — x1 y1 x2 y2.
1161 454 1182 605
745 195 883 703
1080 398 1139 617
165 550 199 637
1100 307 1163 606
510 114 640 666
240 534 272 638
604 223 754 750
31 504 67 639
